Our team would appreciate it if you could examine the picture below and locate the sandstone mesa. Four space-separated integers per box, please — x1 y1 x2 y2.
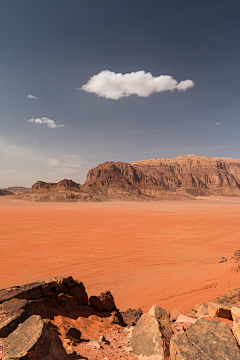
2 154 240 201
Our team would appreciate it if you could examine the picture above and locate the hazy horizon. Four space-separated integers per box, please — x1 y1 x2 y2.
1 1 240 187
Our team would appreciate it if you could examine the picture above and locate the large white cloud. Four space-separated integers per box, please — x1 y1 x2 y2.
79 70 195 100
27 117 64 128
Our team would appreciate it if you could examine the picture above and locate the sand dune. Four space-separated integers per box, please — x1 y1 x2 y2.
1 196 240 313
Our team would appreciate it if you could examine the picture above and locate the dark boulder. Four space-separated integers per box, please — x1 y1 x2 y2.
65 327 81 344
120 308 143 326
89 290 115 312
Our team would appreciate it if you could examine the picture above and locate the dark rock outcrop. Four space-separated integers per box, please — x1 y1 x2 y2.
89 290 115 312
0 189 14 196
234 250 240 261
120 308 143 326
0 276 88 306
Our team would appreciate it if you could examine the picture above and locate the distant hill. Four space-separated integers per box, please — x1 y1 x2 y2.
17 155 240 201
0 189 15 196
2 186 30 194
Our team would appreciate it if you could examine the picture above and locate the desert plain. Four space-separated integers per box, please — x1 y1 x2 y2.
1 195 240 314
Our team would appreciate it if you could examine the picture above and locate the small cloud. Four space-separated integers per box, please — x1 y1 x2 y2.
27 117 65 128
215 122 221 125
46 155 82 173
47 158 61 166
78 70 195 100
26 94 38 99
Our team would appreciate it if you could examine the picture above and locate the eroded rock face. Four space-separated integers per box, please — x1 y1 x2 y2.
131 313 164 360
84 155 240 199
170 331 206 360
89 290 115 312
31 179 81 192
186 318 240 359
171 318 240 360
6 315 68 360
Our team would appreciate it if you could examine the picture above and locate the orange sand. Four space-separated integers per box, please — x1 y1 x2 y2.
1 196 240 313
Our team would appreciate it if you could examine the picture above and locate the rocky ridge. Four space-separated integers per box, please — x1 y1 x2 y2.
16 154 240 201
0 190 14 196
1 187 30 194
1 266 240 359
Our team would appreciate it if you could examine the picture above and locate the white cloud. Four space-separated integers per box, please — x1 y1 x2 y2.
46 155 82 176
46 155 81 169
79 70 195 100
47 158 61 166
26 94 38 99
28 117 65 128
215 122 220 125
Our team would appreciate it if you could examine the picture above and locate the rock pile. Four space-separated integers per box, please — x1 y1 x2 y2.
1 276 240 359
0 276 124 359
130 298 240 360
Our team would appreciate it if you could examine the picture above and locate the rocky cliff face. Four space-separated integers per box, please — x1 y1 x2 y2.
84 155 240 199
18 155 240 201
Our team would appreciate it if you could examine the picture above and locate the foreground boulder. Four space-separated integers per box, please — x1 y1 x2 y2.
131 313 164 360
171 318 240 360
148 304 173 357
6 315 68 359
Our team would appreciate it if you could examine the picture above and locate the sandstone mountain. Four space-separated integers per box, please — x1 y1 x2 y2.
17 155 240 201
82 154 240 199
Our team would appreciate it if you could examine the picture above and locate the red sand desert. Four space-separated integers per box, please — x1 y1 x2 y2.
1 196 240 314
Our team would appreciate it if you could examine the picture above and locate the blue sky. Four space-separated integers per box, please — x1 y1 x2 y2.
1 0 240 187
